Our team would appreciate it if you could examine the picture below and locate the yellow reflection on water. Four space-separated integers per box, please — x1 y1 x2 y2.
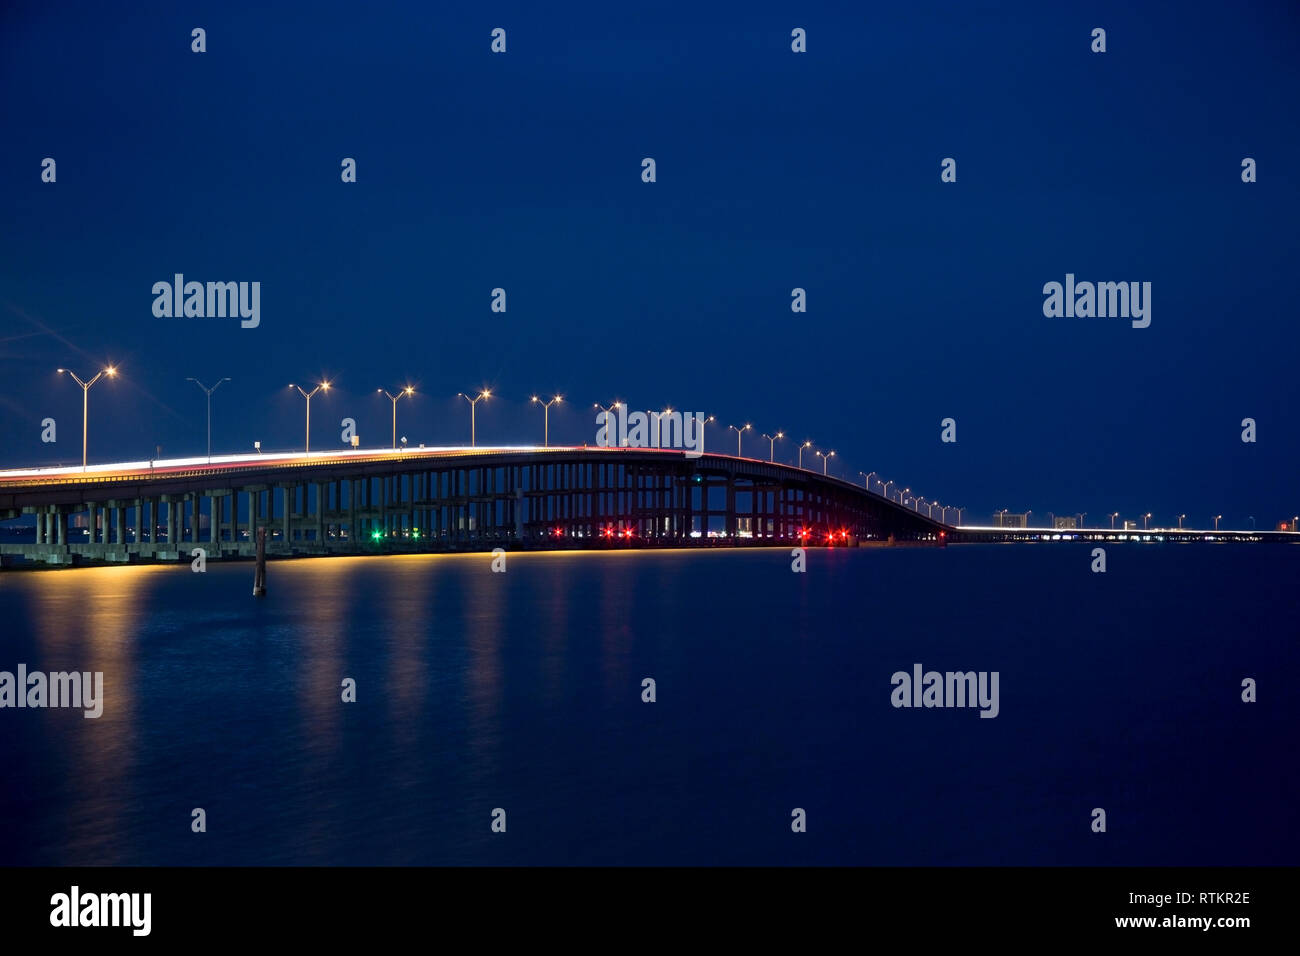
14 564 166 860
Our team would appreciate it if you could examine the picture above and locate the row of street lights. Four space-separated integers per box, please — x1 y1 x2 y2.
45 373 1135 533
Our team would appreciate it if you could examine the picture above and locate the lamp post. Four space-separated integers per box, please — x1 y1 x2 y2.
1144 512 1152 530
815 449 835 476
531 395 562 447
457 389 491 447
996 509 1008 527
1178 514 1186 530
1214 514 1222 531
761 431 784 462
289 380 330 453
58 366 117 471
378 386 414 450
187 377 230 463
1109 512 1119 530
884 480 896 500
799 441 814 469
727 424 751 457
857 471 870 489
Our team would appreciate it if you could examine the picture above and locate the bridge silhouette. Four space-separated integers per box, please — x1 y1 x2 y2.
0 445 948 566
2 445 1293 567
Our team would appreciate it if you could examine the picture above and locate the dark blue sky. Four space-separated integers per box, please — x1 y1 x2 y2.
2 0 1297 526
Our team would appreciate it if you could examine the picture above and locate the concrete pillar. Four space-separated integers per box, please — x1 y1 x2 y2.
315 482 324 544
114 506 124 546
348 479 357 545
167 499 178 545
209 494 219 544
282 486 291 542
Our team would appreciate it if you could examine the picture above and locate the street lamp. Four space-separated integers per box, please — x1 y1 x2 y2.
289 380 330 453
857 471 870 489
58 366 117 471
761 431 784 462
378 386 415 450
187 377 230 463
1178 514 1186 530
1109 512 1119 530
1144 512 1152 530
884 480 896 500
815 449 835 476
531 395 562 447
1214 514 1222 531
996 508 1008 527
457 389 491 447
727 423 751 457
799 441 814 469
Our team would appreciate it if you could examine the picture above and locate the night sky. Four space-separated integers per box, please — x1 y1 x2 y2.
2 0 1297 527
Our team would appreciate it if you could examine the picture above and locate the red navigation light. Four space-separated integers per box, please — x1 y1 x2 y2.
602 526 614 538
622 528 634 538
940 531 946 538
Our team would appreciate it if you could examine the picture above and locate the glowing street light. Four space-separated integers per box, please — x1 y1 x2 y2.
531 394 562 446
1214 514 1223 531
798 440 814 469
289 380 330 453
1178 514 1186 530
1109 512 1119 530
378 386 415 450
727 423 751 457
58 365 117 471
457 389 491 447
186 377 230 463
1144 512 1152 530
761 431 784 462
815 449 835 476
857 471 870 489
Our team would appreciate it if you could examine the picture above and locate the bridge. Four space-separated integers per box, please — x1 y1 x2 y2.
4 446 1296 568
0 446 948 567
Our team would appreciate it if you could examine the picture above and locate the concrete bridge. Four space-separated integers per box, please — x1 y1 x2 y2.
0 446 946 567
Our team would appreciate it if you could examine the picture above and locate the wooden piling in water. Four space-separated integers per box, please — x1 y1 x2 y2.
253 527 267 596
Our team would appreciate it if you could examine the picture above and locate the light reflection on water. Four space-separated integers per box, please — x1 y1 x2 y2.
0 547 1295 866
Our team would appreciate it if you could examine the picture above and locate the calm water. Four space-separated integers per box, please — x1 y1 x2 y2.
0 545 1295 865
